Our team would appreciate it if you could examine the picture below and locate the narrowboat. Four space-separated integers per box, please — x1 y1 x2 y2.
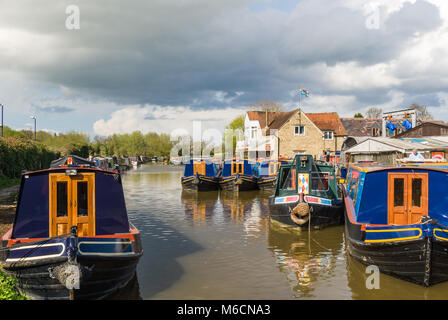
343 161 448 287
181 159 221 191
0 155 143 299
219 159 258 192
269 154 344 230
256 158 289 190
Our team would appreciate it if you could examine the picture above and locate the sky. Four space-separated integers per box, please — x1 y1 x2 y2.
1 0 448 138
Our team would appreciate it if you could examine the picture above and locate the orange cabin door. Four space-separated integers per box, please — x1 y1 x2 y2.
49 173 95 237
388 173 428 225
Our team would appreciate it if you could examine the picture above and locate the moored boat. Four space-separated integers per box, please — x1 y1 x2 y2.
181 159 221 191
255 157 290 190
0 155 143 299
219 159 258 192
343 160 448 287
268 154 344 230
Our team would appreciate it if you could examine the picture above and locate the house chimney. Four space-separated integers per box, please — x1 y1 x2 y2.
265 110 268 128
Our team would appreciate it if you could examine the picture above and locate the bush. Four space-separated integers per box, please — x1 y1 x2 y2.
0 137 59 179
0 268 28 300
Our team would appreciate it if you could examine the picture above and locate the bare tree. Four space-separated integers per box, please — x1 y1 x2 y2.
410 103 433 120
249 100 283 112
366 107 383 118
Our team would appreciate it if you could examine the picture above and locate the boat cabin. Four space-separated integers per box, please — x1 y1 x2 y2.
183 159 221 178
275 155 338 200
222 159 255 177
11 155 130 239
346 162 448 225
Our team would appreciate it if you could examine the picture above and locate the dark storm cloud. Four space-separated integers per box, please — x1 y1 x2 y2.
0 0 443 111
34 105 75 113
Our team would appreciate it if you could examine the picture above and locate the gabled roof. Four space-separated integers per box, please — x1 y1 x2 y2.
247 109 347 135
340 118 382 136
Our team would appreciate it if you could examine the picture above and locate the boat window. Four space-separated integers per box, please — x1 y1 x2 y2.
233 163 237 174
56 181 68 217
77 181 89 216
281 168 295 190
238 163 243 174
412 178 422 207
394 178 404 207
311 172 329 191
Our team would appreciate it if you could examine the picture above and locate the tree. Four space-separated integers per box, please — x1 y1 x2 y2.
410 103 433 120
354 113 364 118
366 107 383 118
249 100 283 112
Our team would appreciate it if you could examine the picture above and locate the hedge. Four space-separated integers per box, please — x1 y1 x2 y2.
0 137 59 179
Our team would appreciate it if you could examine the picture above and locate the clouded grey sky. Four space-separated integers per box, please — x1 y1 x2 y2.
0 0 447 137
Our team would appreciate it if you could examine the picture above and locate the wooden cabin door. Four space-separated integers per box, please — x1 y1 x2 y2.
388 173 428 225
49 173 95 237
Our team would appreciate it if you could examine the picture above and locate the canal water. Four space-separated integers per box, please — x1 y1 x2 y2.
116 164 448 300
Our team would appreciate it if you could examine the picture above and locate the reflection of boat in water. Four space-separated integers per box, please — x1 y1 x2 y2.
269 154 344 230
267 221 344 296
106 274 142 300
0 155 143 300
181 190 219 223
220 191 258 222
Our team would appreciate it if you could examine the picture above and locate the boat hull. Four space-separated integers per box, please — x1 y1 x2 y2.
0 235 143 300
257 176 277 190
268 197 344 230
181 175 220 191
219 175 258 192
344 201 448 287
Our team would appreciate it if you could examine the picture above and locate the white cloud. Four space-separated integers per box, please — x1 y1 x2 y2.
93 105 247 138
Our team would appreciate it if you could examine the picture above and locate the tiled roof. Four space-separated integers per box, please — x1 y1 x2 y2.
305 112 348 136
247 109 347 135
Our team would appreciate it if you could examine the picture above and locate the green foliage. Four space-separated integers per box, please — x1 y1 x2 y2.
0 137 59 179
354 113 364 118
0 269 28 300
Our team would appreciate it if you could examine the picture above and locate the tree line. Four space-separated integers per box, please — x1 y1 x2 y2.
1 126 173 158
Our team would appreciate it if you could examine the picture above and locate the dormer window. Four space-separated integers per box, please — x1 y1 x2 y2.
323 131 334 140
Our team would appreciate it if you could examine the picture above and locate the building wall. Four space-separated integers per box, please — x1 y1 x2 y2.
277 110 344 158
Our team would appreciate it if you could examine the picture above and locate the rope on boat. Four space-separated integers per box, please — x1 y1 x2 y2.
290 193 310 226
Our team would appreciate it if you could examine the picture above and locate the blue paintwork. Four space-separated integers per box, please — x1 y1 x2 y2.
346 164 448 231
183 159 221 179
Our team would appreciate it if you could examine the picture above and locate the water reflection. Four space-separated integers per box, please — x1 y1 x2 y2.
181 190 219 225
267 222 345 298
117 164 448 300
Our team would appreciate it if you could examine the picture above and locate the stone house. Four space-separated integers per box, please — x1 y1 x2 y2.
240 109 347 159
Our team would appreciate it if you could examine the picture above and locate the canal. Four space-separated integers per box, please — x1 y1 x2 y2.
117 164 448 299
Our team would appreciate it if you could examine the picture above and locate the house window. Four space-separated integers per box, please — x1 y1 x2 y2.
250 126 257 139
294 125 305 136
323 131 334 140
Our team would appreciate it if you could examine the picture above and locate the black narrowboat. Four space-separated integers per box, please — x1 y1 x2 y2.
269 154 344 230
0 155 143 299
181 159 221 191
219 159 258 192
343 161 448 287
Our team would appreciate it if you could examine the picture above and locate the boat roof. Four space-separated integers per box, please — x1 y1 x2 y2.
349 160 448 173
50 155 96 168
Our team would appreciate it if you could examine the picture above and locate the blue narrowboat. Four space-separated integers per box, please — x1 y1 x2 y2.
219 159 258 192
269 155 344 230
181 159 221 191
0 155 143 299
344 161 448 286
255 158 290 190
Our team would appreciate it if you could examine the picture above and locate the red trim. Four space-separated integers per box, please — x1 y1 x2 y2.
23 167 119 176
5 232 138 246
